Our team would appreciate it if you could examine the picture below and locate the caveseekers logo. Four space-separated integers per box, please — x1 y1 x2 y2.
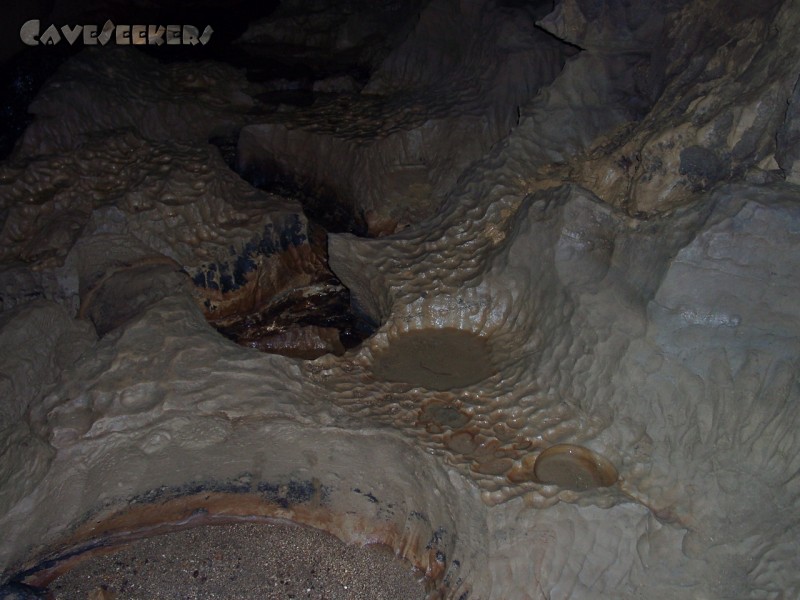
20 19 213 46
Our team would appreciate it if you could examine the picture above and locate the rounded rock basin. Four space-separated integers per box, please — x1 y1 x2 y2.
534 444 619 491
371 328 495 391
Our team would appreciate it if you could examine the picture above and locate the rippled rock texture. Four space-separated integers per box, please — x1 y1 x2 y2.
1 0 800 598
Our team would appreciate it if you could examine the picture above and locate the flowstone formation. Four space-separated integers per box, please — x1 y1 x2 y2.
1 0 799 598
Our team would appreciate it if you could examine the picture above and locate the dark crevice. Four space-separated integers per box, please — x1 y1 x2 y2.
206 136 377 357
214 135 370 237
213 286 378 355
532 24 587 53
208 134 239 171
195 3 386 356
208 219 377 356
243 164 370 237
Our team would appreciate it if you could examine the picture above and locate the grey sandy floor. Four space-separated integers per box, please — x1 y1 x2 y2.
50 522 428 599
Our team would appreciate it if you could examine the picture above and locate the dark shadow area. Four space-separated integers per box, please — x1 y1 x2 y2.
0 0 281 159
0 47 76 159
3 0 387 359
239 160 370 237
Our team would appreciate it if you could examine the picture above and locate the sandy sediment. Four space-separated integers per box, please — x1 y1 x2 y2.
49 522 426 600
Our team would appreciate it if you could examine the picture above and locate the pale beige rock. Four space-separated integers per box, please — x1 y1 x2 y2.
569 0 797 215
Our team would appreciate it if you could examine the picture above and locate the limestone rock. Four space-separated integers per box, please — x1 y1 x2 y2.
237 0 573 232
0 300 94 513
16 48 256 157
569 0 796 215
2 112 350 355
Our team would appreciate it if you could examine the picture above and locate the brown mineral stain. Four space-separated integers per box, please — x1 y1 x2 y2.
506 454 538 484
